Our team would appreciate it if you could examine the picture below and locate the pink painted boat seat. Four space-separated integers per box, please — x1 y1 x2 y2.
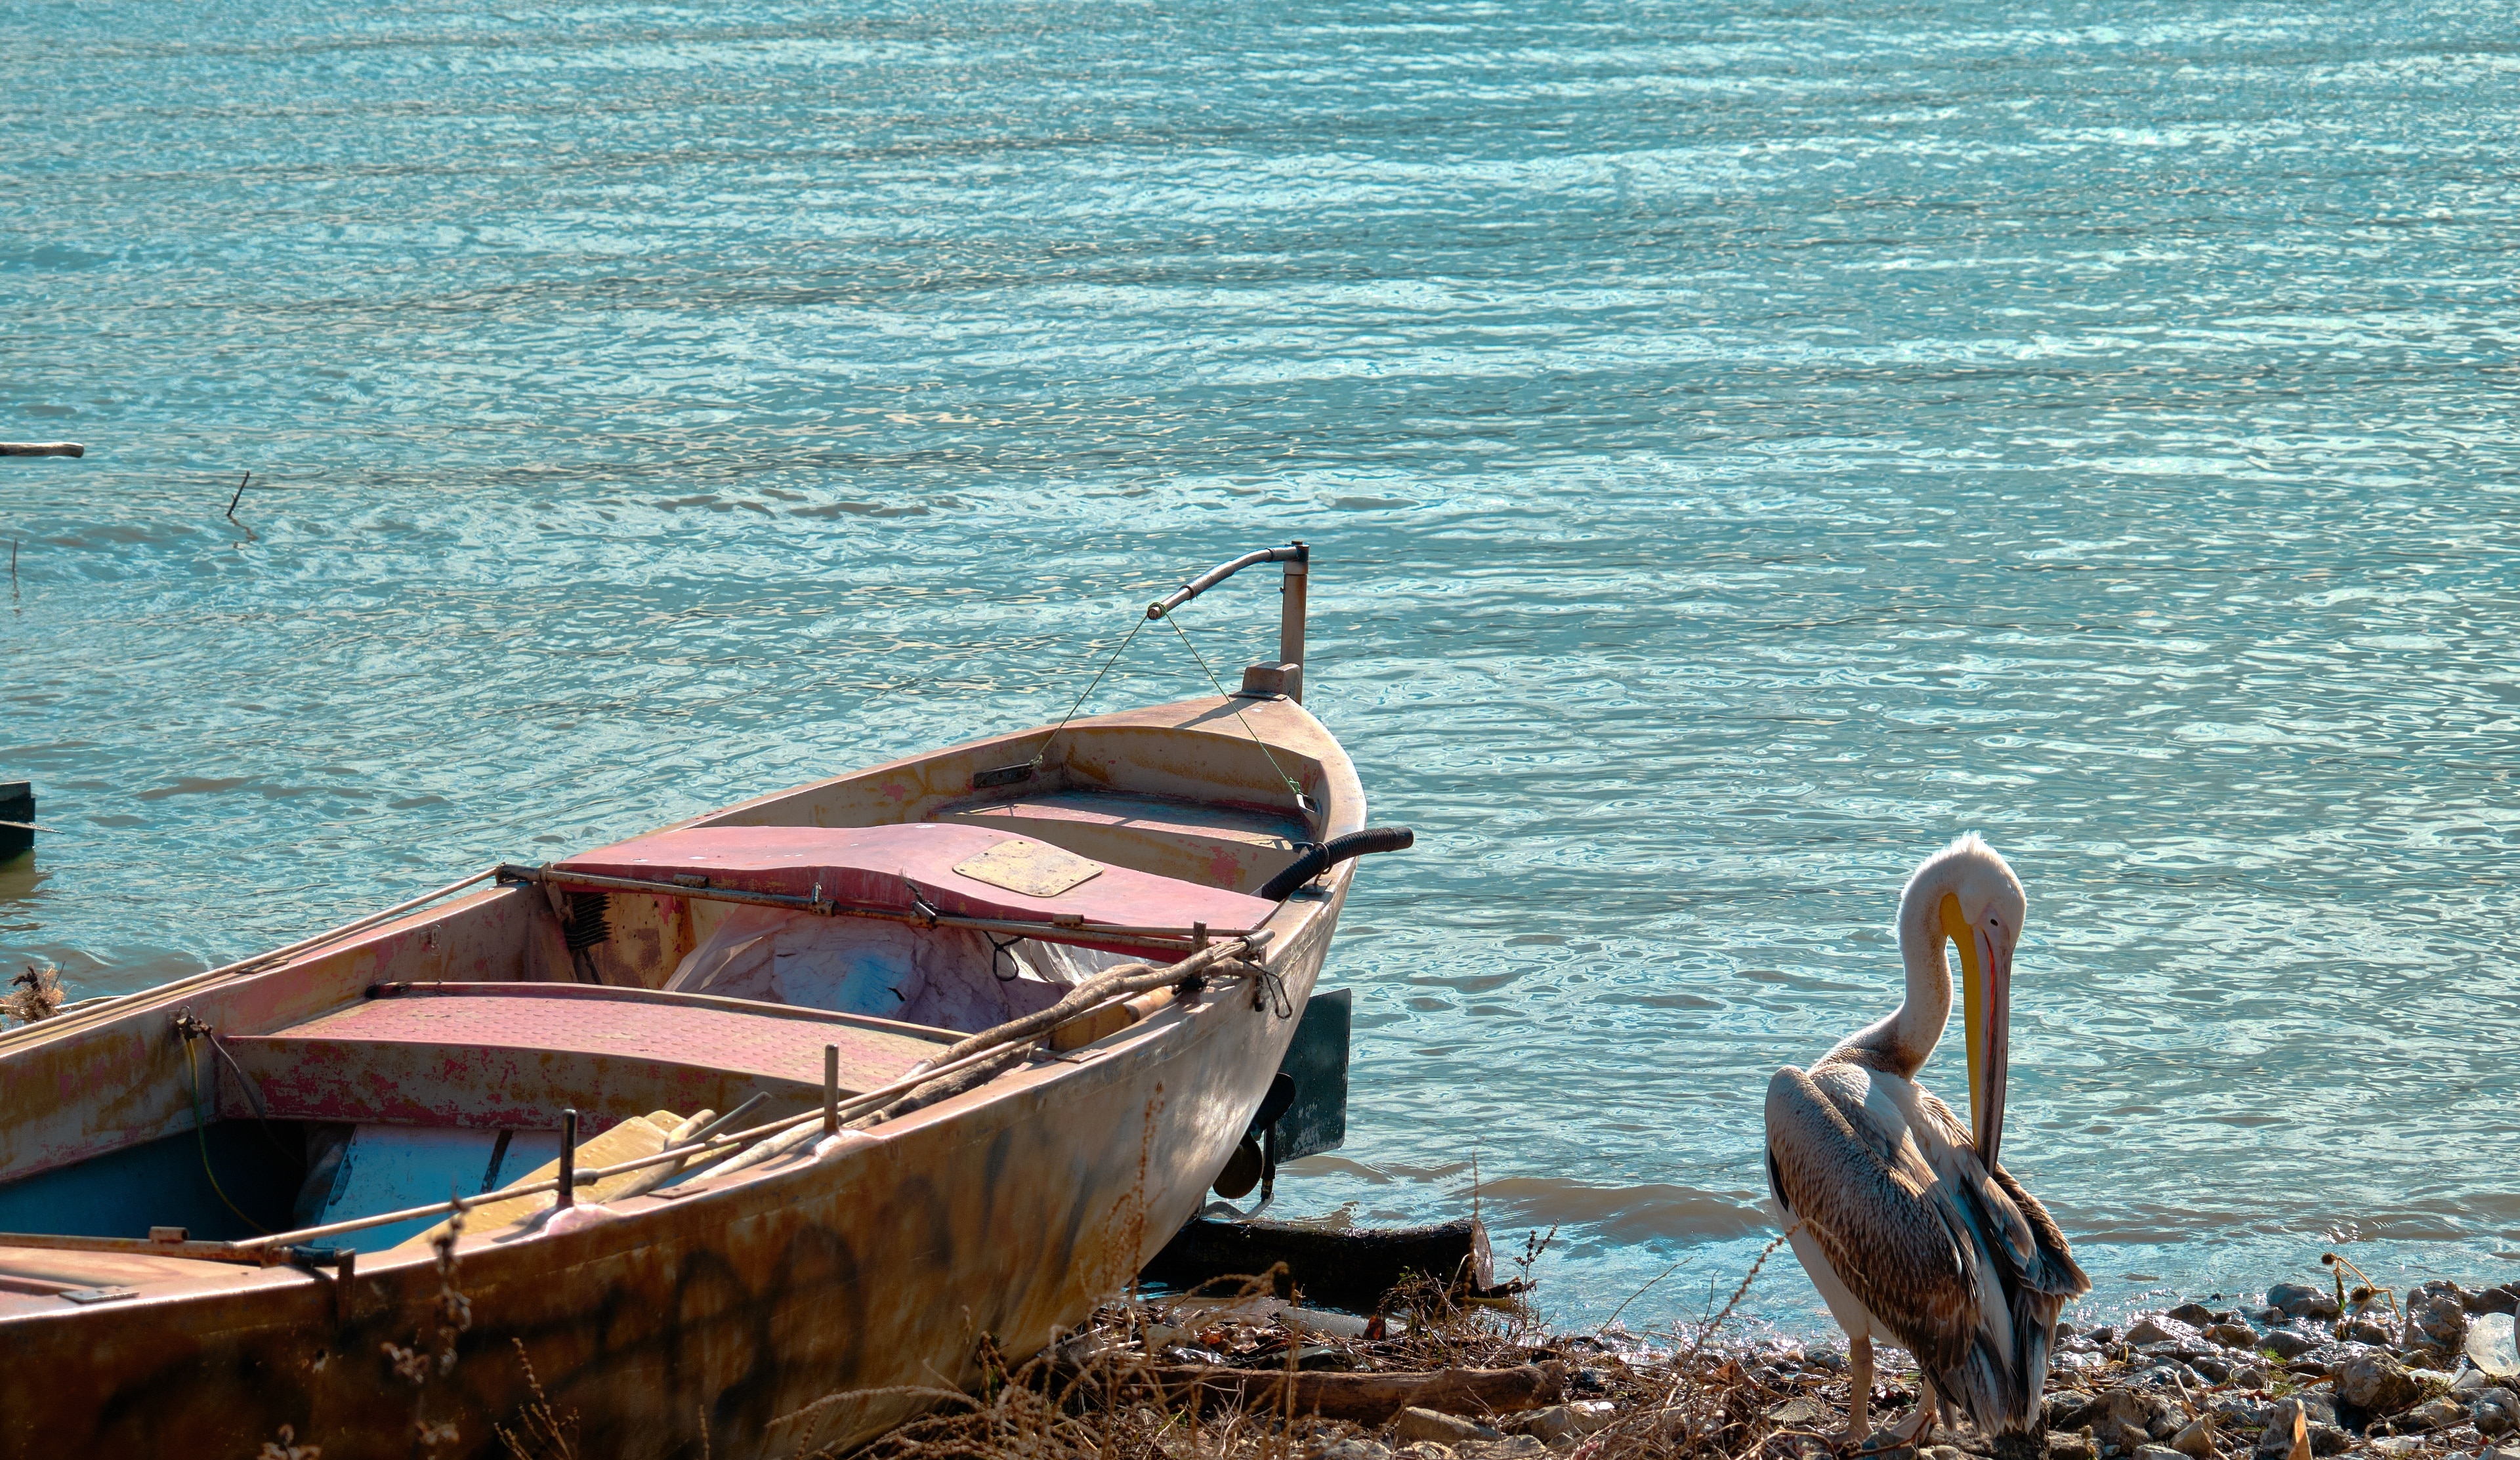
554 822 1279 944
224 987 946 1132
933 791 1307 894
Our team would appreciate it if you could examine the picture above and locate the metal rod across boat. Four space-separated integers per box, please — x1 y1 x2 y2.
497 864 1250 953
132 1030 1078 1262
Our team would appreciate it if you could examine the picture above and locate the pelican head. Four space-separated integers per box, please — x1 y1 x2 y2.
1898 834 2026 1169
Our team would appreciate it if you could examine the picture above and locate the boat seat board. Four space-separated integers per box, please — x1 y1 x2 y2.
932 791 1307 894
220 993 940 1131
553 822 1277 938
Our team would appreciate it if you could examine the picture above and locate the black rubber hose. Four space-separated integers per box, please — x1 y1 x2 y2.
1259 825 1415 901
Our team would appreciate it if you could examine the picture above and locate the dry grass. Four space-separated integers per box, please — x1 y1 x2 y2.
795 1235 1843 1460
4 963 62 1025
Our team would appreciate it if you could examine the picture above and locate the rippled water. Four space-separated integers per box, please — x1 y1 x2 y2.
6 0 2518 1333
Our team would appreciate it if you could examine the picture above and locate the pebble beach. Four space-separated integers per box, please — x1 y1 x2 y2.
846 1266 2520 1460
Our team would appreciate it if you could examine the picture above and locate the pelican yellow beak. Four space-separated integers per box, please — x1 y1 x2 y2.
1941 892 2013 1170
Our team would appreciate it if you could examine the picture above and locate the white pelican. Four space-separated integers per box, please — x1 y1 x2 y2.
1765 835 2089 1451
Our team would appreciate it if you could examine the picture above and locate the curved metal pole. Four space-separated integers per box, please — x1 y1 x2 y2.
1144 540 1310 700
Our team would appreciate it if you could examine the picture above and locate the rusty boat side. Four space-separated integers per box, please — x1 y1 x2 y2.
0 686 1370 1460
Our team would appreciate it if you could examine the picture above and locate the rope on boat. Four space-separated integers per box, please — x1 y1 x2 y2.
1160 613 1312 815
178 1022 272 1235
1027 612 1153 776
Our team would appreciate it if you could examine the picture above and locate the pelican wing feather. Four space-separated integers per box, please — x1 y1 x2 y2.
1988 1159 2091 1301
1763 1062 1980 1380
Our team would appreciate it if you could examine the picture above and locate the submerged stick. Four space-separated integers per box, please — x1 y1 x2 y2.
0 443 82 458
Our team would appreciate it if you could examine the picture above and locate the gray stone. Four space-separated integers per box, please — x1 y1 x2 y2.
2267 1284 2330 1320
2474 1387 2520 1438
2126 1316 2204 1348
2133 1446 2185 1460
1392 1410 1501 1446
1393 1447 1456 1460
2205 1322 2263 1351
2254 1400 2332 1460
2409 1280 2474 1352
2336 1350 2425 1414
1765 1398 1827 1429
2341 1317 2395 1346
1315 1443 1394 1460
2127 1362 2205 1397
2168 1419 2215 1459
2404 1396 2468 1432
2081 1390 2170 1453
2259 1329 2321 1360
1456 1438 1547 1460
2045 1432 2099 1460
2168 1303 2219 1327
1922 1446 1971 1460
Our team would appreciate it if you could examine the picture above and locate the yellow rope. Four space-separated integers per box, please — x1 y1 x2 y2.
186 1037 272 1235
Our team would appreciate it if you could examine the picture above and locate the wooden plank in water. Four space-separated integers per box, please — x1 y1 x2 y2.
0 443 82 457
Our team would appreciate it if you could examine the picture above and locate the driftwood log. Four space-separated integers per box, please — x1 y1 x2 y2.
1141 1216 1493 1312
1102 1360 1563 1424
0 443 82 457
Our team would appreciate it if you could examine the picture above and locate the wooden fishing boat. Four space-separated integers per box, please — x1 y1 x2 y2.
0 544 1406 1460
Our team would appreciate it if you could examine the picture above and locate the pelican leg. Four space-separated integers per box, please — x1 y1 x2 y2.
1836 1334 1873 1444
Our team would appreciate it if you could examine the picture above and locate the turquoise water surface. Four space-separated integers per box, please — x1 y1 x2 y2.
5 0 2517 1332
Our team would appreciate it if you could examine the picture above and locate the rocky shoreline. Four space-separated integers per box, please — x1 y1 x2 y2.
832 1266 2520 1460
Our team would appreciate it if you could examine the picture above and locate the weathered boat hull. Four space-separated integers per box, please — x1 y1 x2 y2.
0 692 1366 1459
